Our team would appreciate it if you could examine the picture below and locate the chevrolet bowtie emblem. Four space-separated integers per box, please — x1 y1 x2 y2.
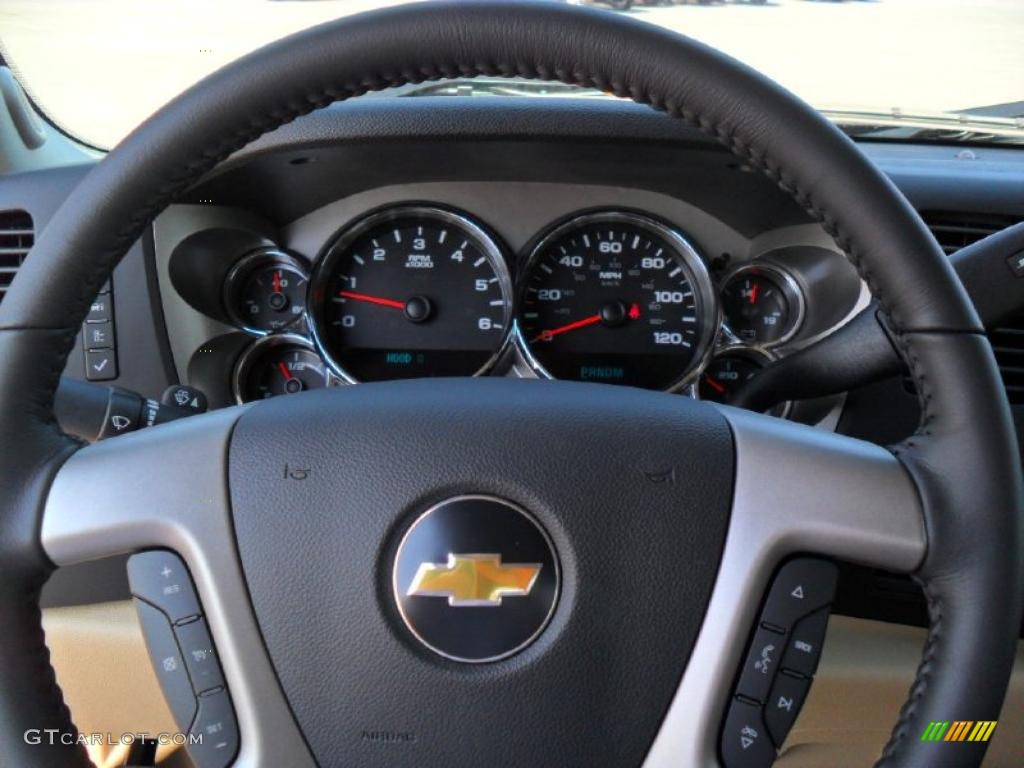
407 553 542 607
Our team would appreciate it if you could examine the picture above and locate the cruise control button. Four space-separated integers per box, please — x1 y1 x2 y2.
175 618 224 694
735 625 785 703
782 608 830 678
761 558 837 630
128 551 201 624
188 689 239 768
765 671 811 748
721 697 775 767
134 599 197 732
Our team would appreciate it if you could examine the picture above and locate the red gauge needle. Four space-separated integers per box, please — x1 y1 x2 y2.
338 290 405 310
272 269 282 294
703 375 727 395
628 302 641 320
748 283 760 305
531 313 602 343
277 361 294 381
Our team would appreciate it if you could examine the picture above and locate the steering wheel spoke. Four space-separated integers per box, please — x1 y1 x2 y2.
644 406 925 767
41 407 314 768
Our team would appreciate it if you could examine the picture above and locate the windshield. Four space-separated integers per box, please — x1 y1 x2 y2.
0 0 1021 149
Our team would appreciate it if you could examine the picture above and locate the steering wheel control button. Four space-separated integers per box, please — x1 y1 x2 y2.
781 608 830 678
187 688 239 768
392 495 559 663
765 671 812 748
721 697 775 768
175 617 225 694
761 558 838 630
134 599 198 732
735 625 785 703
128 550 201 624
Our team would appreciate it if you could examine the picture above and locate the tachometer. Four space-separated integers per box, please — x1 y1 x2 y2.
309 206 513 382
516 212 717 391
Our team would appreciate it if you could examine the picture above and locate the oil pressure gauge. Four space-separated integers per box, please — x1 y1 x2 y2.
224 249 309 335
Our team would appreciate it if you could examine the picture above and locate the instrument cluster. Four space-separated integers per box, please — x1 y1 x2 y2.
216 203 823 415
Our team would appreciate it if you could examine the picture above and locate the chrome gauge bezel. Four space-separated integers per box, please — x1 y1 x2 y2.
223 248 311 336
307 204 516 384
719 261 806 349
694 345 793 419
513 210 720 393
232 332 333 405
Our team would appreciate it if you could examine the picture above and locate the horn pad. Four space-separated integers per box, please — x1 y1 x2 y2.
229 378 733 768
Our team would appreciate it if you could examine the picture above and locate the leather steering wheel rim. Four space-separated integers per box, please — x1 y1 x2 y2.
0 2 1020 767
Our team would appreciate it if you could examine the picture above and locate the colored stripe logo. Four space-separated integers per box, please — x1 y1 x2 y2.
921 721 997 742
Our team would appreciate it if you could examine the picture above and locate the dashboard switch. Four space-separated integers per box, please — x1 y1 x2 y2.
85 295 112 323
84 320 114 350
1006 249 1024 277
161 384 208 413
85 349 117 381
761 558 837 630
781 608 829 678
175 617 225 694
735 625 786 703
765 671 811 748
188 689 239 768
128 551 201 624
134 599 197 732
721 697 775 768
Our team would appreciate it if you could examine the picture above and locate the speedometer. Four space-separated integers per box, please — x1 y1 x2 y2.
309 205 513 382
516 212 717 391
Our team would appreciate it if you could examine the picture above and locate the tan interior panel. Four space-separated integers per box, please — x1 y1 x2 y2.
44 603 1022 767
43 600 185 768
779 616 1023 767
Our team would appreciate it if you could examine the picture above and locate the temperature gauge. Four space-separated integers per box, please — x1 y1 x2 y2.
225 249 309 334
698 348 790 417
233 334 329 403
721 264 804 348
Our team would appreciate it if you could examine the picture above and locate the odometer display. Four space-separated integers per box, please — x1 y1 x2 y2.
310 206 513 382
517 212 717 391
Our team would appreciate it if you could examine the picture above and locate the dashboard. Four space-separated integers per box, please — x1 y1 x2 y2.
162 185 861 421
1 95 1021 622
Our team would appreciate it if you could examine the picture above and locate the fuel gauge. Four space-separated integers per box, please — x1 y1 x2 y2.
233 334 329 403
225 249 309 334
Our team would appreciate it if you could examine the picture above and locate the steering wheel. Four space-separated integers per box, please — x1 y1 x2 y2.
1 3 1020 767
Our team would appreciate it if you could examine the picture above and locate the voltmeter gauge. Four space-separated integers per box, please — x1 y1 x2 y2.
233 334 329 403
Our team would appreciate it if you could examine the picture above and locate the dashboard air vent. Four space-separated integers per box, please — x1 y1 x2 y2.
0 209 34 305
921 210 1020 254
922 211 1024 404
